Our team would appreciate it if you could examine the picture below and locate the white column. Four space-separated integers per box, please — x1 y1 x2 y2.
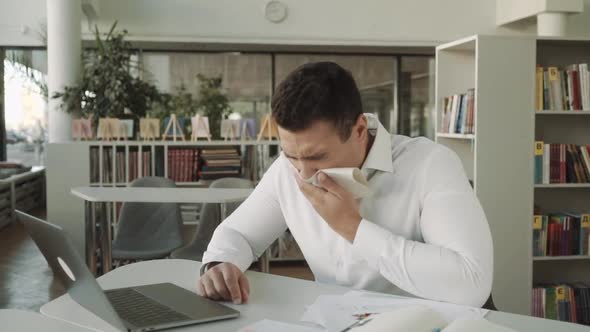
47 0 81 142
537 12 568 37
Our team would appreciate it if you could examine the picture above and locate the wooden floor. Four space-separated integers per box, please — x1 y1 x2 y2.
0 213 66 311
0 215 313 311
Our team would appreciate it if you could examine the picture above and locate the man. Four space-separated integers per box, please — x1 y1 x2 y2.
197 62 493 308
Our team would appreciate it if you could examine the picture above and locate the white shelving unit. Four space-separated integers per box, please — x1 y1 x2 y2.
536 111 590 115
436 35 535 315
437 35 590 319
533 256 590 261
435 133 475 140
535 184 590 189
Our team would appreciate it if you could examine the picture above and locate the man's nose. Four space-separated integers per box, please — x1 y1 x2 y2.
298 163 317 180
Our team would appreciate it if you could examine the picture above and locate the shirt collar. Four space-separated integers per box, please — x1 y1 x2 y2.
361 113 394 173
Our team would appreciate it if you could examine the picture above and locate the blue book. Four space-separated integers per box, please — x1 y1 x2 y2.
455 94 466 134
534 142 544 184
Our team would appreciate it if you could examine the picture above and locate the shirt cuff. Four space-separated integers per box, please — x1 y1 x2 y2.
352 219 399 270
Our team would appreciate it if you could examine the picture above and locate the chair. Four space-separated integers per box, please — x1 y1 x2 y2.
482 294 498 311
111 177 184 260
170 177 254 261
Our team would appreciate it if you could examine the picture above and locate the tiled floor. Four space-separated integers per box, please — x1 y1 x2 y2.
0 215 313 311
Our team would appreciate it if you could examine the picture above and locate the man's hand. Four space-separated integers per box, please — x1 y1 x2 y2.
196 262 250 304
295 172 362 242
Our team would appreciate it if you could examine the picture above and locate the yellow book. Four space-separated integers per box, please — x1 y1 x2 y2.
533 215 542 230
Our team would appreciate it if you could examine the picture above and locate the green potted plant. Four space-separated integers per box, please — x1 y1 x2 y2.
195 74 232 139
148 84 198 139
53 22 161 139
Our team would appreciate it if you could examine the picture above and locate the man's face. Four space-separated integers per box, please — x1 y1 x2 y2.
279 116 368 180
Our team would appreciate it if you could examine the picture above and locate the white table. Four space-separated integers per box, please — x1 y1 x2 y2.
41 259 590 332
71 187 254 276
0 309 91 331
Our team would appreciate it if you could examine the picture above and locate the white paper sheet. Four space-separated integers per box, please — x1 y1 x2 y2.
350 306 447 332
238 319 324 332
443 318 516 332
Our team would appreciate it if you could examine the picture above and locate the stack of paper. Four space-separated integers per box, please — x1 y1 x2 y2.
240 292 515 332
300 291 489 332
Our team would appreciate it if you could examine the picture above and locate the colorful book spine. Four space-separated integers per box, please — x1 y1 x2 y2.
537 64 590 111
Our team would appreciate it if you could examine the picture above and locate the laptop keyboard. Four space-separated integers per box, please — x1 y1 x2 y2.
106 288 191 328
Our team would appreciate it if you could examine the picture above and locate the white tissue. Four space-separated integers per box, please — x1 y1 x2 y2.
303 168 370 198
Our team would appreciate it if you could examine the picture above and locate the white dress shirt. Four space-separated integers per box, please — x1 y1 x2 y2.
203 114 493 307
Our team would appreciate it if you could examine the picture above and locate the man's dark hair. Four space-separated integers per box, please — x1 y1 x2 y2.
271 61 363 141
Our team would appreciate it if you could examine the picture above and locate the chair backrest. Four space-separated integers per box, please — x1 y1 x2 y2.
112 177 183 250
196 177 254 235
206 177 254 217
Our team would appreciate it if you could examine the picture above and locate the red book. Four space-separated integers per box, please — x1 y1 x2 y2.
183 149 189 182
194 149 200 181
177 149 183 182
190 149 196 182
550 144 557 183
559 144 567 183
572 66 581 110
186 150 192 182
549 222 557 256
170 150 175 182
167 149 174 181
569 288 577 323
185 149 190 182
176 149 182 182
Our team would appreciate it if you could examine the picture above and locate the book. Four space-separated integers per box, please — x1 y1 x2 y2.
534 142 544 184
536 67 544 111
467 88 475 133
533 284 590 325
536 143 590 184
533 213 589 257
440 90 475 134
198 146 242 181
537 64 590 111
548 67 563 111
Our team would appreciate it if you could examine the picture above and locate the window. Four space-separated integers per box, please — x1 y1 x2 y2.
399 56 435 139
275 54 398 133
141 52 272 133
2 49 48 166
139 51 434 139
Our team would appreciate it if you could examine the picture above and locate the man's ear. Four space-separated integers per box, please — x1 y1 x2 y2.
353 114 368 139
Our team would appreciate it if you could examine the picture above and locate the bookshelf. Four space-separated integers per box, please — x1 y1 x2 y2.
436 35 536 315
46 140 284 262
437 35 590 323
532 38 590 326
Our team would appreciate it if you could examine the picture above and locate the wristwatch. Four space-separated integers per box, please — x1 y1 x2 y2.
199 262 221 276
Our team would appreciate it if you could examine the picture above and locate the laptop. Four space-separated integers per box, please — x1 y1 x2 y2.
16 210 240 332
